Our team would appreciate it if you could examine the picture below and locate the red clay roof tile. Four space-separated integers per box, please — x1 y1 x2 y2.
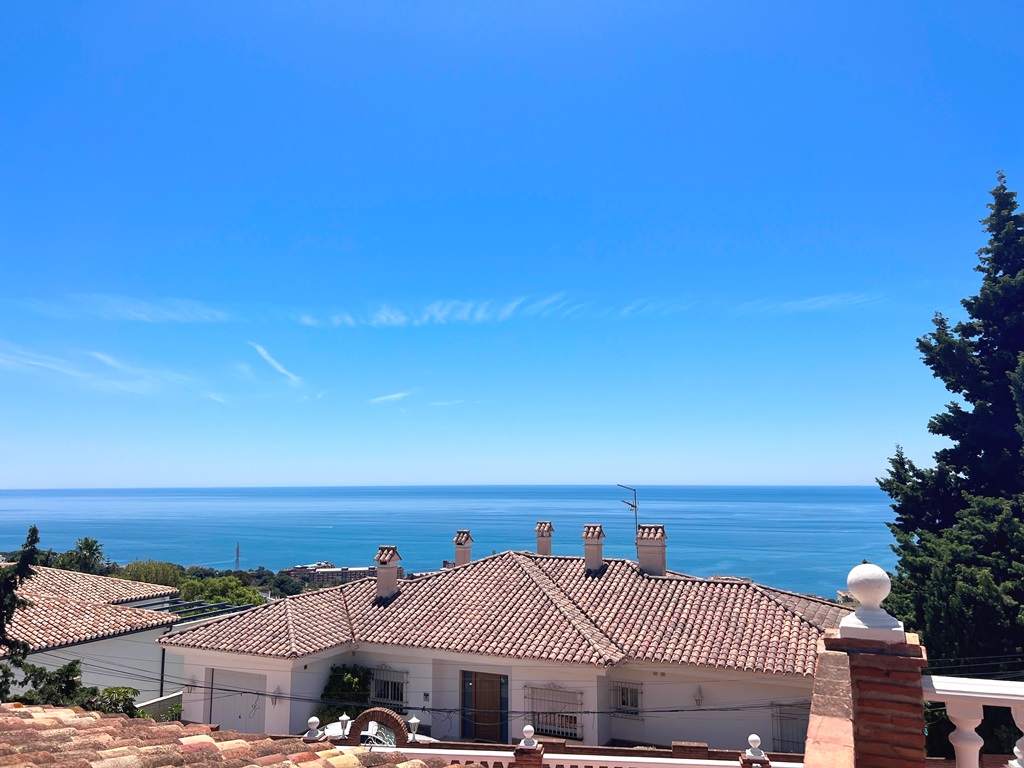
160 551 849 675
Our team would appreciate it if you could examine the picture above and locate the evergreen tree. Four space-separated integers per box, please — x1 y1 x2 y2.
879 172 1024 753
0 526 40 700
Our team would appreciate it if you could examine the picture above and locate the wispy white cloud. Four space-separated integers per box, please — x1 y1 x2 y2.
88 351 192 387
207 393 227 404
370 391 411 403
24 294 231 323
331 313 356 327
735 293 879 315
522 292 568 317
498 298 524 320
299 314 320 327
248 341 302 385
418 300 475 325
233 362 255 380
0 341 89 380
0 340 192 395
371 305 408 327
619 299 695 318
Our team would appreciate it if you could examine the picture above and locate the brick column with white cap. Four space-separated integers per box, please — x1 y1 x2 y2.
514 725 544 768
804 563 927 768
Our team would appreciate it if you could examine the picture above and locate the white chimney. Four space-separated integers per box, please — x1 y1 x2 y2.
582 524 605 572
535 521 554 556
374 545 402 600
454 530 473 567
636 524 667 576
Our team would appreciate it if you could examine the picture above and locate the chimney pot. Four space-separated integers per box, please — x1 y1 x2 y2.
374 545 402 600
582 524 605 572
453 530 473 567
636 524 667 576
535 521 554 556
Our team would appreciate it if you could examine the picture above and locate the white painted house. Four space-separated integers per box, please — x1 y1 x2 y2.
2 565 182 702
161 524 850 751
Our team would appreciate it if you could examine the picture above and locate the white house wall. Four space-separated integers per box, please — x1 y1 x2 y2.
179 649 298 736
602 664 813 751
174 643 815 748
21 627 175 703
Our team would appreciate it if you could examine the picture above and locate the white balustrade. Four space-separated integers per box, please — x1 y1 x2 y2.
922 674 1024 768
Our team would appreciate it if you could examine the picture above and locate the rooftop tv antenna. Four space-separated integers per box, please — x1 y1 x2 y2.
618 484 639 532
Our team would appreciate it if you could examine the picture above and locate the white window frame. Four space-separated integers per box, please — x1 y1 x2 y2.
525 684 584 740
610 680 643 719
369 664 408 713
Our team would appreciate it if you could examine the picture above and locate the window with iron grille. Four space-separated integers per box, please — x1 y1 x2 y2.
370 665 408 713
609 681 643 718
525 684 583 740
772 702 810 754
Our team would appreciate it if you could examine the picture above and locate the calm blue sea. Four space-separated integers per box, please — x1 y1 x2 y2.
0 486 895 598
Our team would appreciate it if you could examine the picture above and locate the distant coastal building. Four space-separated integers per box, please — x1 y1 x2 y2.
161 523 850 749
280 561 406 585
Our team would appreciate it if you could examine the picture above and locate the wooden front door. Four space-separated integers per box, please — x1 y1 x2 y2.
462 671 508 743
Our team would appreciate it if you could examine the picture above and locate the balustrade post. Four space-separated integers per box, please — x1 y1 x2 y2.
944 701 983 768
1010 703 1024 768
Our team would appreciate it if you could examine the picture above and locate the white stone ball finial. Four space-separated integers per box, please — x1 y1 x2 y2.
304 716 323 740
847 563 890 608
746 734 764 757
520 724 537 747
839 563 905 642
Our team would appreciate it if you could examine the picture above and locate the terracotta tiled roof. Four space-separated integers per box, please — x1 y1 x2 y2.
0 564 179 655
161 552 850 675
0 595 176 657
453 530 473 545
581 524 605 540
635 524 667 541
535 521 554 534
12 564 178 604
0 703 375 768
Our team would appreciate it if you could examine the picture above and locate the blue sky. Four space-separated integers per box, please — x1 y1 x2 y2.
1 2 1022 488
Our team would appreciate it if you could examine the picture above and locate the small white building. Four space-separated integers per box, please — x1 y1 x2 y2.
2 565 182 702
161 524 850 750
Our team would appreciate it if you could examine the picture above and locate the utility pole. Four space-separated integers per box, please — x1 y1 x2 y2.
235 542 240 570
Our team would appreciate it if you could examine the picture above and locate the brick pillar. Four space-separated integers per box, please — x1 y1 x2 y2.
805 630 928 768
513 744 544 768
805 563 928 768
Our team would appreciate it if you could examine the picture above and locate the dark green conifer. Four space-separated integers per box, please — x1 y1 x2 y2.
879 172 1024 753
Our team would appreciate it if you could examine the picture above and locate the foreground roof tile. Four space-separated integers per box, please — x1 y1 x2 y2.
0 704 346 768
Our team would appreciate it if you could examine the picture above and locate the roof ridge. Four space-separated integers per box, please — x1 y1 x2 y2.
283 599 299 658
337 581 357 644
510 552 625 666
747 581 851 627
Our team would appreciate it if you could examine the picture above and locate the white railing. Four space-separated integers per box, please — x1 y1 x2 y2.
137 689 183 720
922 674 1024 768
383 746 803 768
